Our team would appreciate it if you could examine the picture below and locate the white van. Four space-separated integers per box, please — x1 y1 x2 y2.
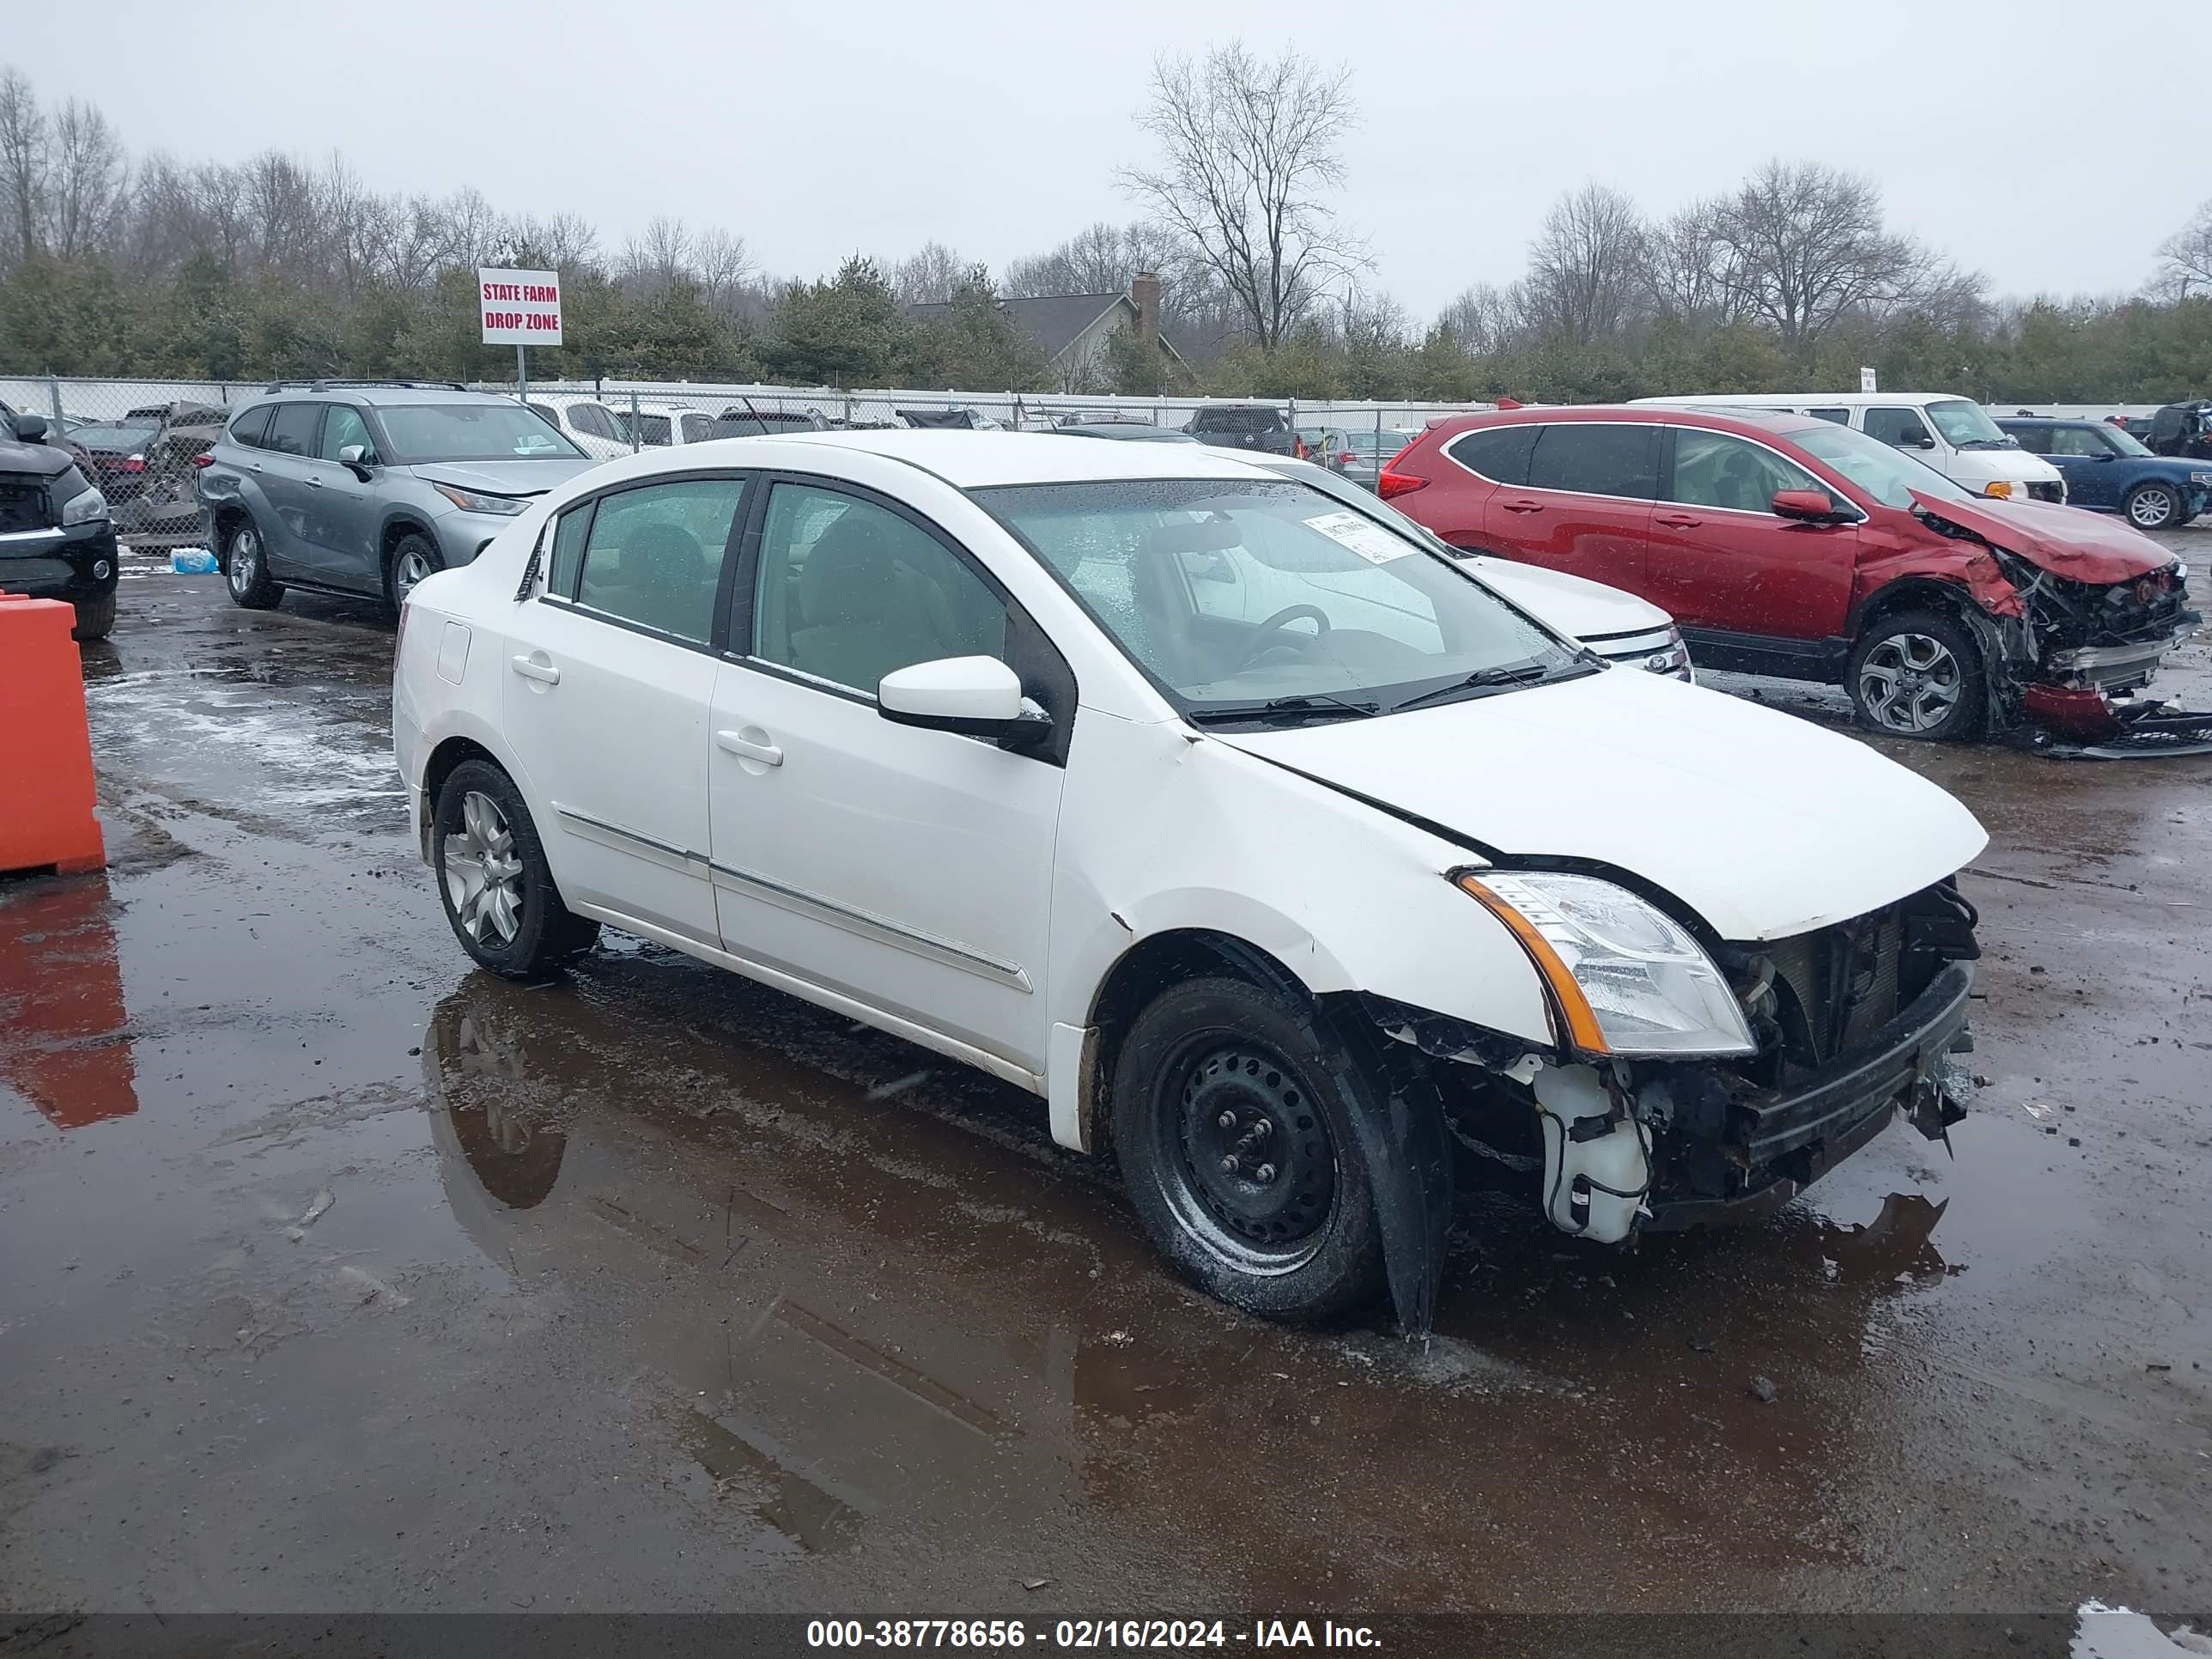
1633 392 2066 504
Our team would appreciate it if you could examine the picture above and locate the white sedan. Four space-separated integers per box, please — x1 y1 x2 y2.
394 432 1988 1330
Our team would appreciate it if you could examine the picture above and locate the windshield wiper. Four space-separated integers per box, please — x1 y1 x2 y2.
1954 438 2012 450
1389 657 1586 715
1185 693 1382 726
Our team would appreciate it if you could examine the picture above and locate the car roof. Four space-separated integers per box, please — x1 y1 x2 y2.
1633 392 1979 408
665 428 1282 488
1431 404 1826 440
248 385 515 410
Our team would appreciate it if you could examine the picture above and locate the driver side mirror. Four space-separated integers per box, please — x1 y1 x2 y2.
1772 489 1846 524
1910 434 1936 449
10 412 48 443
878 656 1054 749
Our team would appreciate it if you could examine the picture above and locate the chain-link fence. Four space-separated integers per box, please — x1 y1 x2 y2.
3 372 1498 544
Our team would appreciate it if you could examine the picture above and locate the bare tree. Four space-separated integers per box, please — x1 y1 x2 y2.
1118 42 1364 348
1521 183 1647 345
2154 199 2212 299
619 215 695 293
1711 161 1927 349
1002 220 1181 297
890 240 969 306
691 225 749 311
45 98 127 260
1642 197 1743 325
1435 282 1525 356
0 65 46 264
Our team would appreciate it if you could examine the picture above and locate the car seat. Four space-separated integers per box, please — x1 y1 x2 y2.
789 514 958 692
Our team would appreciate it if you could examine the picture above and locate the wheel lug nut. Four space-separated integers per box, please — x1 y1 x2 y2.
1219 1155 1239 1175
1217 1111 1237 1131
1255 1163 1276 1185
1249 1119 1271 1139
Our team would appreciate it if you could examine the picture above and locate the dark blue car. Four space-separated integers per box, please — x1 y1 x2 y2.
1996 416 2212 532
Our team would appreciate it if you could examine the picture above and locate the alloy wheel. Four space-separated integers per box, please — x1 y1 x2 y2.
394 547 436 602
228 527 259 597
443 790 524 946
2129 487 2176 529
1858 632 1964 733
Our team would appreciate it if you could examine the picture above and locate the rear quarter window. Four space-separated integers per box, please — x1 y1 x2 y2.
1446 425 1540 486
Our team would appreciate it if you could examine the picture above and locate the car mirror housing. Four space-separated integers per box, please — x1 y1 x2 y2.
337 443 377 479
1772 488 1845 523
878 656 1053 746
10 412 49 443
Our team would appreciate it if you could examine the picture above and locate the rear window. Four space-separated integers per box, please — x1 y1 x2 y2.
264 404 322 457
227 407 273 449
1194 408 1284 434
1446 425 1539 485
73 422 160 449
1525 423 1658 499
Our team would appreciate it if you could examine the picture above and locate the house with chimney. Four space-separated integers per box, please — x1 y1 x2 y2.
908 272 1189 392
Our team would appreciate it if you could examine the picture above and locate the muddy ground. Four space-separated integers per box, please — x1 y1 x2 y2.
3 537 2209 1625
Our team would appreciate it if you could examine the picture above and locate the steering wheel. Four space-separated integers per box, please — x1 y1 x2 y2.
1233 605 1332 672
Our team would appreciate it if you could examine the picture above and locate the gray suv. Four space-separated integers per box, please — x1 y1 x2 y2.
197 382 600 615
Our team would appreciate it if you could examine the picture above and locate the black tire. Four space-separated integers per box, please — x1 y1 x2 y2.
70 591 116 642
222 514 284 610
2124 482 2181 532
431 758 599 978
1111 976 1386 1322
386 532 444 616
1846 608 1986 742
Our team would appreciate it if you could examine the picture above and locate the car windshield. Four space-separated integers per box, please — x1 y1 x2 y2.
979 477 1585 723
2101 424 2153 457
376 403 580 461
1791 421 1974 509
72 422 157 448
1927 398 2012 449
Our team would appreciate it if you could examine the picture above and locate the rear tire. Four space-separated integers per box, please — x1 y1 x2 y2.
70 591 116 642
1847 609 1985 742
222 516 284 610
431 759 599 978
2124 482 2180 532
1111 976 1386 1323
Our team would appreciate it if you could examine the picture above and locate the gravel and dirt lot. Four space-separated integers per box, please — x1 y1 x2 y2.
3 538 2209 1626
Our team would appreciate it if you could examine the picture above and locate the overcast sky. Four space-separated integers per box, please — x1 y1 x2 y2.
12 0 2208 316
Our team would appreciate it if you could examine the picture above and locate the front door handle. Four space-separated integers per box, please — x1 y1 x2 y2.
1654 513 1702 528
716 729 783 767
1499 499 1546 514
510 653 560 684
305 475 324 489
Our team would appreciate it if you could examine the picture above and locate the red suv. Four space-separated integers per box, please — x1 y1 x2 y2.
1381 406 2199 744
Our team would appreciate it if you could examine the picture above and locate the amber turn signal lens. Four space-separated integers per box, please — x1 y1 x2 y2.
1455 873 1611 1055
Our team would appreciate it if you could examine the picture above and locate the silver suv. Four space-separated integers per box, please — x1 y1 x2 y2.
197 381 600 615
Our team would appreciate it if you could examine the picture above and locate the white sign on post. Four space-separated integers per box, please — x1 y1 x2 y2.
477 268 563 345
1859 365 1878 392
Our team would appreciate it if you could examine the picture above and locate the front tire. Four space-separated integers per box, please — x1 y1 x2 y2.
386 532 444 616
1111 976 1386 1323
1847 609 1985 742
2124 483 2180 532
70 591 116 642
222 516 284 610
432 759 599 978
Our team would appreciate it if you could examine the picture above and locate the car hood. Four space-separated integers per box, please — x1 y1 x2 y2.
1462 556 1671 641
1911 489 2175 583
1210 666 1987 942
408 459 599 497
0 436 70 477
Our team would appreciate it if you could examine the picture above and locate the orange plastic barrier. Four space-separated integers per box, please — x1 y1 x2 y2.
0 593 106 876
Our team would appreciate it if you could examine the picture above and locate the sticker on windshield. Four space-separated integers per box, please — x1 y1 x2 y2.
1304 510 1413 565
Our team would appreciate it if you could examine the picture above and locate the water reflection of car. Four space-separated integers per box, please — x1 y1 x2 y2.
1996 416 2210 531
396 429 1990 1333
0 407 120 640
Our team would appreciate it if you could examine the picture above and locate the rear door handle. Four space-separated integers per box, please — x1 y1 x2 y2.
510 653 560 684
1655 513 1702 528
1499 499 1546 514
305 475 324 489
716 729 783 767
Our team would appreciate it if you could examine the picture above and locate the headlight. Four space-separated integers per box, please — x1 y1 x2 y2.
61 484 109 525
431 483 529 515
1457 871 1754 1057
2189 471 2212 485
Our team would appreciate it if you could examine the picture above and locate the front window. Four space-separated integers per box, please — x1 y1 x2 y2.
376 403 581 462
1792 422 1973 509
2100 423 2152 458
1668 430 1824 514
1925 398 2012 450
980 478 1583 724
